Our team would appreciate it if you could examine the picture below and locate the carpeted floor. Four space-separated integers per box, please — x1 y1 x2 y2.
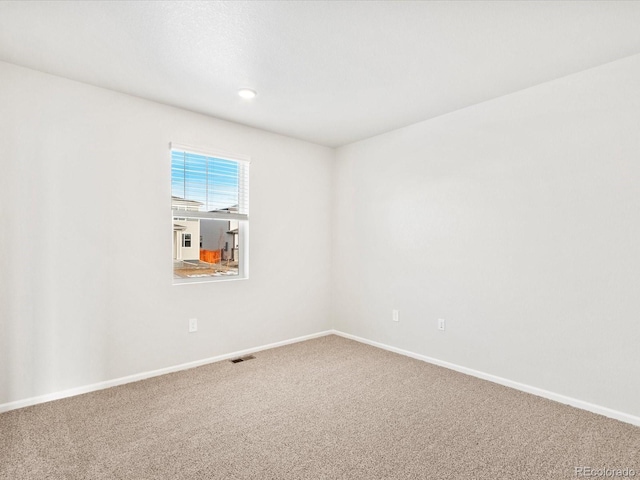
1 335 639 479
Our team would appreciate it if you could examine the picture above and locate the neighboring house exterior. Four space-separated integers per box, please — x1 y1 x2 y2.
172 197 202 261
172 197 238 263
201 205 239 261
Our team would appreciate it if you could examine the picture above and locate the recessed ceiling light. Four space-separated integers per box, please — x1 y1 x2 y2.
238 88 257 99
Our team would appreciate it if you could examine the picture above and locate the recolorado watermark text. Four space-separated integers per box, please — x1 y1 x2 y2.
575 467 636 478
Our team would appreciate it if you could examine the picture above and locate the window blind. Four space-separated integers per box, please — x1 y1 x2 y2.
171 144 249 220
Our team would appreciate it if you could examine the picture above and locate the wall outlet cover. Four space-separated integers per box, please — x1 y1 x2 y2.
189 318 198 333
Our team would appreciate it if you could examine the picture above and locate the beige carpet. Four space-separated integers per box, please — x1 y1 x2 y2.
1 335 639 479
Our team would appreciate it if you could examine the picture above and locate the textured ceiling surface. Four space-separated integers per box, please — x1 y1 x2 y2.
2 1 640 147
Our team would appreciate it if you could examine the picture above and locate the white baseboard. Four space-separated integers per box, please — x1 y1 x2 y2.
4 328 639 428
331 329 640 428
0 330 333 414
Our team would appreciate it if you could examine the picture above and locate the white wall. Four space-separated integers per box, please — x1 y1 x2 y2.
0 61 334 405
333 54 640 418
3 52 640 420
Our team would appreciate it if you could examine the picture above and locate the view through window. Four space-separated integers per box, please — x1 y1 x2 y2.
171 145 249 283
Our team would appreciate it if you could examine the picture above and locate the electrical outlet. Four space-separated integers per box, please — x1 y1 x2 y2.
392 309 399 322
438 318 446 331
189 318 198 333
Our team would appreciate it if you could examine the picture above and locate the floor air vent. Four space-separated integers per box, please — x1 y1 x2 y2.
230 355 256 364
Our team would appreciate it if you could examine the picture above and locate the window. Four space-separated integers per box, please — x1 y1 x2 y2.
171 143 249 284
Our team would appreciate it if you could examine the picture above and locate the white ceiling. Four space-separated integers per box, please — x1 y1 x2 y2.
2 1 640 147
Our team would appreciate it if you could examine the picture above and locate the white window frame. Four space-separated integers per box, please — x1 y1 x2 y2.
170 142 250 285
